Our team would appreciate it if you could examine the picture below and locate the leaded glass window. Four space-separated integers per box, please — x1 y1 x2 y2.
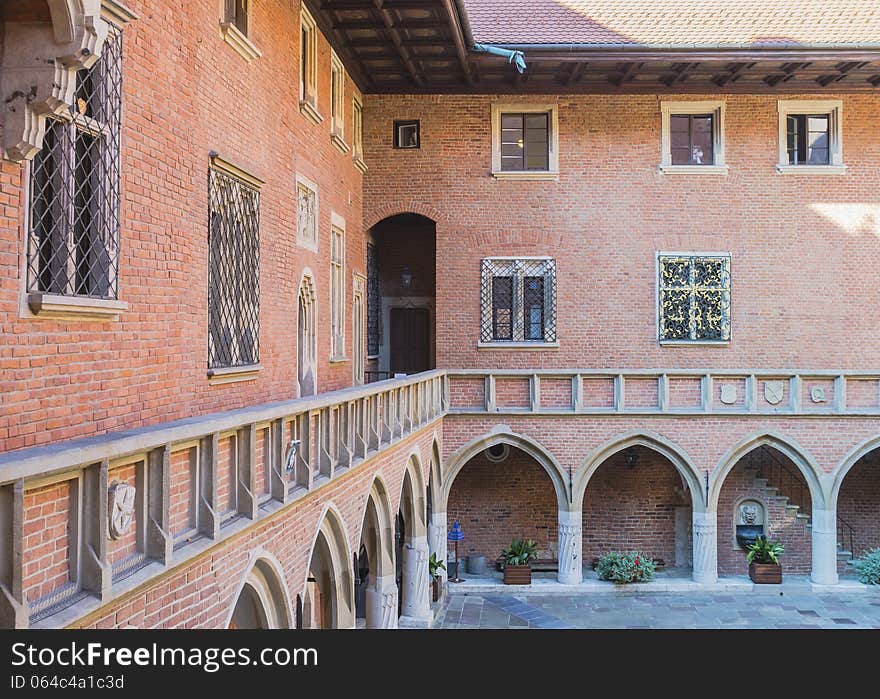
658 254 730 343
208 166 260 369
27 29 122 299
366 242 379 357
330 223 345 359
480 258 556 343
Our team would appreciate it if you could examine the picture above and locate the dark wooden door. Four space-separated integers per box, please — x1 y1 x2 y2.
390 308 430 374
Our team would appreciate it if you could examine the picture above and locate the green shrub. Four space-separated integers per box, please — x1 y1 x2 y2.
500 539 538 567
853 548 880 585
596 551 656 584
746 536 784 565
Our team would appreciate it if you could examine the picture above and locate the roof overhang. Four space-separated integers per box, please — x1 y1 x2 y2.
306 1 880 94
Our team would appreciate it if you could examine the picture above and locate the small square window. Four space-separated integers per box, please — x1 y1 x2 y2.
394 120 420 149
776 100 844 174
660 101 726 174
490 104 559 179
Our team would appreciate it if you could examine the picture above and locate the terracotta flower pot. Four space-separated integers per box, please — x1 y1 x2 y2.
503 564 532 585
749 561 782 584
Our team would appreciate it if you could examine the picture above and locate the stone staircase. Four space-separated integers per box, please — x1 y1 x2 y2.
743 465 854 569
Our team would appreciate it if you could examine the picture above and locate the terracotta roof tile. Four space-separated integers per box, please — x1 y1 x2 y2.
461 0 880 47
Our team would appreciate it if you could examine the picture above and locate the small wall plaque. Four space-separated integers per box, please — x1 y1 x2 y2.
720 384 737 405
810 386 827 403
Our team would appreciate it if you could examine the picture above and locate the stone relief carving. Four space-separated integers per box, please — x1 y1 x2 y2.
108 480 136 540
719 384 737 405
810 386 827 403
557 523 582 578
380 590 397 629
739 501 764 525
764 380 784 405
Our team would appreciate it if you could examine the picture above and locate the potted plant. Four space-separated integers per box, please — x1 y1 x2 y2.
746 535 784 584
428 552 446 601
500 538 537 585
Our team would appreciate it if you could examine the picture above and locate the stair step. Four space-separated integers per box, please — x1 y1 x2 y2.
753 478 769 488
837 550 853 560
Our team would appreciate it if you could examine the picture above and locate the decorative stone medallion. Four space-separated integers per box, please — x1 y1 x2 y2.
810 386 827 403
108 481 136 540
719 383 737 405
764 380 784 405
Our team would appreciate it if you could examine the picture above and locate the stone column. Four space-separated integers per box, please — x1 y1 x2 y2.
364 573 398 629
399 536 431 626
557 510 582 585
692 510 718 584
427 511 447 582
811 507 839 586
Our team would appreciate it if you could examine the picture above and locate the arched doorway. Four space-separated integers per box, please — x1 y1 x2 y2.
579 445 696 578
302 508 354 629
228 556 292 629
297 272 317 397
397 457 431 625
356 478 397 628
366 214 436 381
447 444 559 579
715 445 814 576
834 443 880 578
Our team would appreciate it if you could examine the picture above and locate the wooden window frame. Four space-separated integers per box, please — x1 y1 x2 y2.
299 4 321 124
329 213 346 362
490 104 559 180
660 101 727 175
330 50 348 153
220 0 261 62
776 100 845 175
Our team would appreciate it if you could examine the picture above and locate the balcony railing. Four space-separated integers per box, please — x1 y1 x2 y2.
446 369 880 416
0 370 445 628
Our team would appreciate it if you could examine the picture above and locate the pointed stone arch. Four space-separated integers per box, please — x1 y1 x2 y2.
303 503 354 629
574 431 706 513
831 434 880 505
439 428 569 513
226 550 292 629
357 474 395 579
297 269 318 397
398 450 428 538
708 431 825 512
356 474 397 628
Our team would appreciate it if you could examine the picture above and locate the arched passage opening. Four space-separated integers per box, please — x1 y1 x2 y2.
366 213 436 381
355 478 397 628
447 444 560 578
714 445 814 576
834 443 880 577
228 556 292 629
579 445 697 577
302 508 354 629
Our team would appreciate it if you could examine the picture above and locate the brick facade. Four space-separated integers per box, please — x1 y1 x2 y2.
0 0 365 453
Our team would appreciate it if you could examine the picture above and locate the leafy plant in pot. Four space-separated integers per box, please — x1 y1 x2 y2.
746 535 784 584
500 539 537 585
428 552 445 601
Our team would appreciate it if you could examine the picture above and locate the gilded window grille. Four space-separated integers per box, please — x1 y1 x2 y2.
27 29 123 299
480 258 556 343
658 254 731 342
208 168 260 369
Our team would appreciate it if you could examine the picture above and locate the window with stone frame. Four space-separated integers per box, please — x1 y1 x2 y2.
299 4 320 123
490 104 559 179
225 0 249 35
330 220 345 360
480 258 557 344
330 50 347 151
352 96 367 171
208 161 261 370
296 175 318 251
776 100 844 173
658 254 731 343
27 28 122 301
659 101 727 173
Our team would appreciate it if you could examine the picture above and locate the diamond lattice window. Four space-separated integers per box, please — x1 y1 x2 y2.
208 166 260 369
330 222 345 359
658 254 730 343
480 258 556 343
27 29 122 299
366 242 379 357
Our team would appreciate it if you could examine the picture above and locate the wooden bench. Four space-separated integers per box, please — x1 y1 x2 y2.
495 557 558 572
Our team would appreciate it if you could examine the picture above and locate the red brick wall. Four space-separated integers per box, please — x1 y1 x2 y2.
838 451 880 559
447 447 558 561
22 481 71 606
582 448 688 566
0 0 365 453
363 93 880 373
716 456 812 575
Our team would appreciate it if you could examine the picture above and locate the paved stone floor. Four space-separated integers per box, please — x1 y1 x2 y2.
435 591 880 629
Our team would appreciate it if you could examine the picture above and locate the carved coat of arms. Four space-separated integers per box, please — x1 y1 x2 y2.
764 380 784 405
108 481 136 540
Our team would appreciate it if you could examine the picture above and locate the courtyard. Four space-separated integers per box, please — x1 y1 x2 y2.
436 587 880 629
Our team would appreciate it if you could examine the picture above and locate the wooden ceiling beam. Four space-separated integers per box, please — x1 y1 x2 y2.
566 61 588 85
439 0 473 85
370 0 426 86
